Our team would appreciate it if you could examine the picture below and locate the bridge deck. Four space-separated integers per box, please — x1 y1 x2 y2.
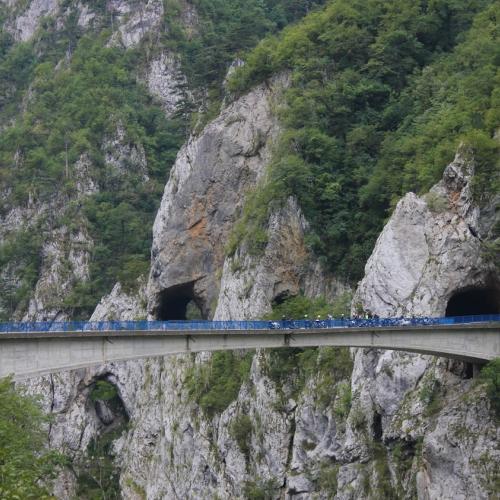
1 321 499 379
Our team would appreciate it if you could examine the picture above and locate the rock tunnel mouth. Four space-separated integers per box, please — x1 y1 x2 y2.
445 286 500 317
156 281 205 321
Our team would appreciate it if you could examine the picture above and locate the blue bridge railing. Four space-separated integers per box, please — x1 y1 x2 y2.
0 314 499 334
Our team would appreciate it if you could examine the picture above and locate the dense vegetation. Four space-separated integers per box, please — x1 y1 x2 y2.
163 0 327 91
229 0 500 279
0 377 63 498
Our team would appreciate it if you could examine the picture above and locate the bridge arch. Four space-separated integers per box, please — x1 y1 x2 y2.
445 286 500 317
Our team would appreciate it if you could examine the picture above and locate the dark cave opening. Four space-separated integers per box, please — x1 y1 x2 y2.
445 287 500 317
372 411 383 441
272 291 292 307
157 281 204 320
464 363 474 379
79 377 128 497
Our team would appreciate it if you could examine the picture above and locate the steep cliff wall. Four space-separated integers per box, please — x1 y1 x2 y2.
5 0 498 498
23 91 499 500
147 74 292 319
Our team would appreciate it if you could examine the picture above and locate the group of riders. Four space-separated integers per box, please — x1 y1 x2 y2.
268 312 440 329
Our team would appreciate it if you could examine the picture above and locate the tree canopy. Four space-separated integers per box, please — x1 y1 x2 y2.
229 0 499 279
0 377 63 498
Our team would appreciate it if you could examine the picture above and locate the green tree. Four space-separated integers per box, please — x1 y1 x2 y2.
0 377 63 499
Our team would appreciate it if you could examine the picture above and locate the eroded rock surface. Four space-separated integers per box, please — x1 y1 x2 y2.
215 196 346 320
148 75 288 319
345 146 500 500
147 52 189 117
354 146 499 317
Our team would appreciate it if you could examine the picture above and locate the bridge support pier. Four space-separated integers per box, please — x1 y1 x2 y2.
472 363 483 378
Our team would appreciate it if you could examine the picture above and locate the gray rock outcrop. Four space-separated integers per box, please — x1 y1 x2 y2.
91 281 147 321
147 52 189 117
354 145 499 317
215 196 346 320
148 75 288 319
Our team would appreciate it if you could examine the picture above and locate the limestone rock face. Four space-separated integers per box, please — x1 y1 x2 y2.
345 147 499 500
113 0 164 48
353 146 498 317
147 52 189 117
103 123 149 180
91 281 147 321
4 0 197 49
10 0 59 41
148 75 288 319
0 182 94 321
23 225 93 321
215 197 346 320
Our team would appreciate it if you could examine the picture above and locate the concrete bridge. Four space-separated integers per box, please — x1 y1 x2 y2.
1 321 499 379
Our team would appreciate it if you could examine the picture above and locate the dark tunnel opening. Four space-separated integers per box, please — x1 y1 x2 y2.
445 287 500 317
157 281 204 320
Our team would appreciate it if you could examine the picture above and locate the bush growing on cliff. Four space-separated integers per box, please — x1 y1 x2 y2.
262 294 354 403
480 358 500 417
230 414 253 462
265 292 352 321
185 351 253 418
0 377 64 498
243 478 280 500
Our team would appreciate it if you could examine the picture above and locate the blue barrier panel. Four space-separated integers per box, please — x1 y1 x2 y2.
0 314 499 334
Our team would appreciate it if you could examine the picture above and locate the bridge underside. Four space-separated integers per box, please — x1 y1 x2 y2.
1 324 498 379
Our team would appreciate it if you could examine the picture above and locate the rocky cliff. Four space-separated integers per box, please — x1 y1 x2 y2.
4 1 498 497
147 74 289 320
22 84 499 499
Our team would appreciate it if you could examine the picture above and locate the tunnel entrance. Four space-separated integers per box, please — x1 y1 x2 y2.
445 287 500 317
157 281 204 320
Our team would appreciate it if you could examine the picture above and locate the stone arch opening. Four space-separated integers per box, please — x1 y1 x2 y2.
88 376 128 427
445 286 500 317
157 281 204 320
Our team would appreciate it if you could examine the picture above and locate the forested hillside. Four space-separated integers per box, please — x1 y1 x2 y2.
0 0 498 318
228 0 500 279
